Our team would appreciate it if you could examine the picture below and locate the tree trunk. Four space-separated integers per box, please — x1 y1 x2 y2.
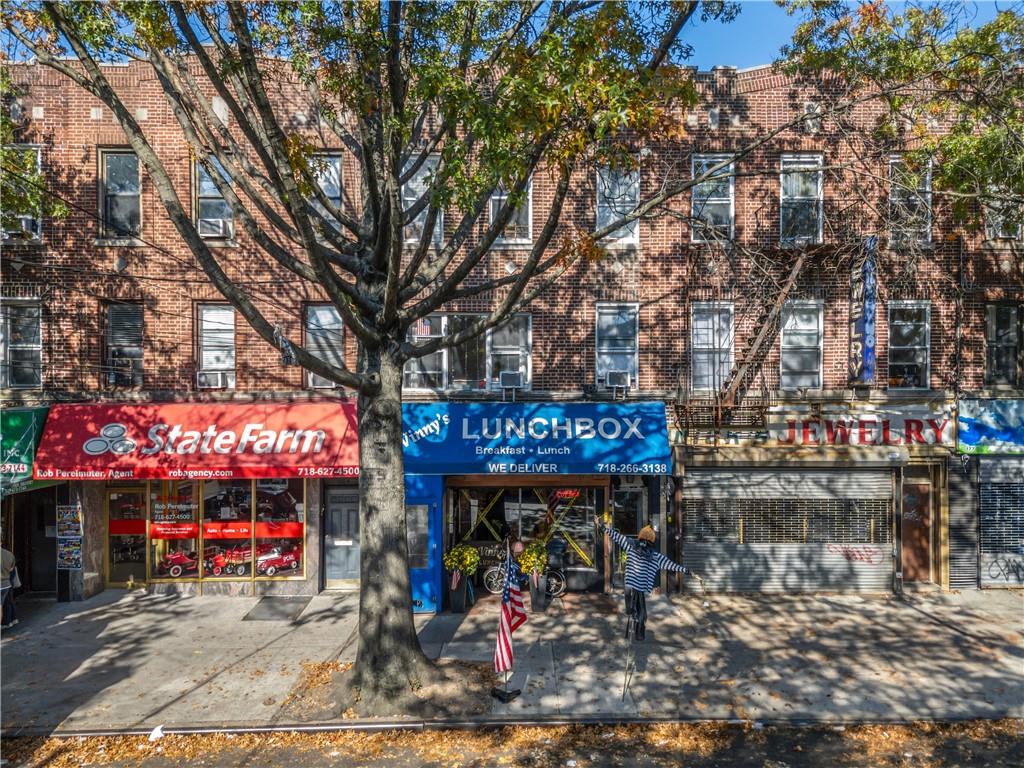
351 344 433 710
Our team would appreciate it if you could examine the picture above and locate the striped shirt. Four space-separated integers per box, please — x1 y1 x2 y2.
603 525 688 593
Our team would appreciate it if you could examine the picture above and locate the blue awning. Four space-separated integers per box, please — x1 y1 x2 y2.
402 401 671 475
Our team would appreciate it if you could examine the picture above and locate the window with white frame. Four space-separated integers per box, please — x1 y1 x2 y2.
0 301 42 389
887 301 930 388
488 315 531 388
2 145 42 240
490 181 531 243
780 154 823 245
402 154 442 245
310 155 343 229
596 165 640 245
780 301 823 389
985 303 1021 386
985 196 1021 241
105 302 144 388
888 157 932 245
691 154 734 242
305 304 344 389
403 314 532 391
196 304 236 389
691 303 733 391
595 303 638 386
100 150 141 238
195 157 234 239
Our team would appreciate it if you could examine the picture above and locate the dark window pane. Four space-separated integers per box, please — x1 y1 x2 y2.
105 154 139 194
105 196 141 236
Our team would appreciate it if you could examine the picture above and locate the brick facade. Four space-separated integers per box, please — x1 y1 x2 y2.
2 60 1021 411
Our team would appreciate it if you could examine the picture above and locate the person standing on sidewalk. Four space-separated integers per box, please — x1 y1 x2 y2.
1 545 18 628
600 521 700 640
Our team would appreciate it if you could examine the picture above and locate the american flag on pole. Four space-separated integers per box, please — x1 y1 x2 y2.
494 545 527 674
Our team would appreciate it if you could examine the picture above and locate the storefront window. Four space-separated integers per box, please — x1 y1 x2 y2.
451 486 598 577
202 479 253 577
149 480 199 579
108 489 146 583
254 479 304 577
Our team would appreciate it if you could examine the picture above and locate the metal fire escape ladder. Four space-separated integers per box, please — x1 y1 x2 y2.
720 251 809 407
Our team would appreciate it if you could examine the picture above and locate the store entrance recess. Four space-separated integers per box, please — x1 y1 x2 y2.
450 486 600 590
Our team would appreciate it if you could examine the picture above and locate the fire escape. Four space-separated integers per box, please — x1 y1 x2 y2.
675 249 810 445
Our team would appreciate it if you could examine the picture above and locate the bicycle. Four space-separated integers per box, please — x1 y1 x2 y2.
482 561 567 598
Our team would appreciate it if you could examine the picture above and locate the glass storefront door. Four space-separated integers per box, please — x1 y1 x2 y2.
107 488 146 584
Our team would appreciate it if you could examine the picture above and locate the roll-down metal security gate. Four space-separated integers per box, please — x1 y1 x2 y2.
681 469 893 592
979 458 1024 588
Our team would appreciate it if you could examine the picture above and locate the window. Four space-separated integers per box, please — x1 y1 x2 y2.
402 154 442 245
596 165 640 245
691 303 733 391
691 154 734 242
595 303 638 385
403 314 531 391
780 154 823 245
888 301 930 388
488 314 531 388
305 304 344 389
0 301 41 389
150 480 199 580
195 157 234 239
986 304 1021 386
985 198 1021 241
780 301 823 389
889 157 931 245
106 302 144 388
100 150 141 238
310 155 342 229
490 181 531 243
197 305 235 389
2 145 41 239
203 480 252 578
404 314 445 389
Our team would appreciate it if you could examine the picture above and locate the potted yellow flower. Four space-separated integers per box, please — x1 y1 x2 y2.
443 543 480 613
517 541 549 612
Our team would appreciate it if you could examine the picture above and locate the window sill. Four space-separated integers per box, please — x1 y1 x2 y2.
600 240 639 252
492 240 533 251
2 236 43 246
201 239 239 249
94 237 145 247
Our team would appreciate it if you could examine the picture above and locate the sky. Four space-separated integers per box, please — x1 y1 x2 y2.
684 0 1007 70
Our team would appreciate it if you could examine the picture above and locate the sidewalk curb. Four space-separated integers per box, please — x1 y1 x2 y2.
4 713 1020 740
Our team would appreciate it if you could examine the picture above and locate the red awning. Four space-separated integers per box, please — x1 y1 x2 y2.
34 402 359 481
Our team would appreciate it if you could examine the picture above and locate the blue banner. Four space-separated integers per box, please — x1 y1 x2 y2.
401 402 671 475
849 236 877 385
959 400 1024 455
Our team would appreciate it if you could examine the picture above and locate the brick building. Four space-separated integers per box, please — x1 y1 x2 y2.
1 60 1021 605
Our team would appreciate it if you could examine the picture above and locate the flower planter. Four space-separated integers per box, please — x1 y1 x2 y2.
528 572 548 612
449 574 469 613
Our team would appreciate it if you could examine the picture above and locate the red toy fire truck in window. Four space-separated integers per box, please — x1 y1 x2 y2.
203 542 302 576
256 544 302 576
156 549 200 578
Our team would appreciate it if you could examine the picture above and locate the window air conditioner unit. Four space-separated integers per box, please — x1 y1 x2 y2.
606 370 631 389
197 370 235 389
198 218 231 238
499 371 524 389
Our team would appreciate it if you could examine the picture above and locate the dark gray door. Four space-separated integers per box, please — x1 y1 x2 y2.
324 486 359 586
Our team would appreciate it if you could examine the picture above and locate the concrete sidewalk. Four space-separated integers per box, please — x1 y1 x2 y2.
1 587 1021 733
